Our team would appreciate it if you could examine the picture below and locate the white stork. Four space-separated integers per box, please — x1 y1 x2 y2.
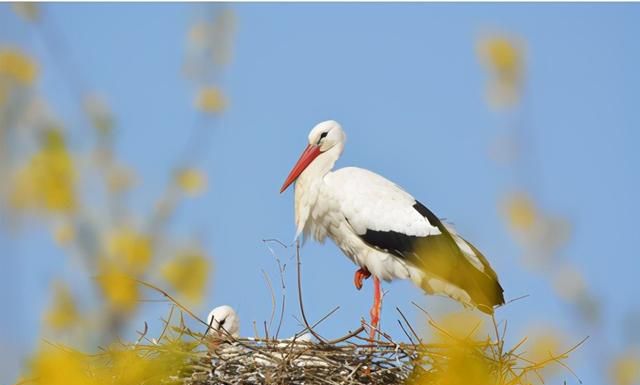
280 120 504 338
206 305 313 343
207 305 240 338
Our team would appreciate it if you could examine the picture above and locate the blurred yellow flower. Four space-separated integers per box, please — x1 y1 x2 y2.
26 343 188 385
176 168 207 196
12 3 40 22
432 311 486 343
28 347 95 385
195 86 226 113
610 350 640 385
609 349 640 385
83 94 113 134
0 47 38 85
107 349 156 385
552 263 587 302
44 281 79 331
0 83 7 106
502 192 537 232
107 229 152 273
522 326 565 379
210 8 236 67
98 265 139 312
479 37 520 78
188 22 208 46
107 164 136 193
91 343 189 385
162 250 210 303
409 344 494 385
477 35 523 107
10 129 76 213
53 222 75 246
528 331 562 361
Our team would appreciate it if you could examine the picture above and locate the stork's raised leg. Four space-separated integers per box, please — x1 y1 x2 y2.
354 267 371 290
369 276 382 341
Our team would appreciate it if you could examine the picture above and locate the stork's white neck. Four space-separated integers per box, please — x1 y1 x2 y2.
301 143 343 183
293 143 343 237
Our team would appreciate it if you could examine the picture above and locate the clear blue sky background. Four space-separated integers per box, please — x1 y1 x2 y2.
1 3 639 384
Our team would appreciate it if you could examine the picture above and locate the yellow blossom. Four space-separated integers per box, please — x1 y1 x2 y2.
10 129 76 213
188 22 208 46
502 192 537 232
552 264 587 301
195 86 226 113
98 265 139 312
53 222 75 246
176 168 207 196
477 35 523 107
432 311 486 343
408 334 494 385
0 83 7 106
44 281 79 331
12 3 40 22
210 9 236 67
528 331 562 361
27 347 95 385
610 351 640 385
107 229 152 273
478 36 521 78
106 164 136 192
90 343 189 385
521 326 565 379
84 94 113 134
162 250 210 303
26 343 188 385
0 48 38 85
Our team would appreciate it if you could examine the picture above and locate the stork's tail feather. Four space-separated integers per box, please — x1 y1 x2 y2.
470 275 505 315
413 224 505 315
418 267 504 315
443 223 505 314
446 246 505 315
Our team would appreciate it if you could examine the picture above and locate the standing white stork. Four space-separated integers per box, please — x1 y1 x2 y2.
280 120 504 339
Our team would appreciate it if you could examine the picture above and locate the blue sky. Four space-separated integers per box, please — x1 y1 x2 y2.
1 3 639 384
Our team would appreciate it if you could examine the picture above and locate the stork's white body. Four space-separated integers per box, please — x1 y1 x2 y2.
298 168 425 279
298 166 476 305
282 121 504 314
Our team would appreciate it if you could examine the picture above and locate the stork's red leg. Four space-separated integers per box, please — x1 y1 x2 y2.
353 267 371 290
369 276 382 342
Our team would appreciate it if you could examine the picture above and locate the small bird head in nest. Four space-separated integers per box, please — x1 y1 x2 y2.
206 305 240 339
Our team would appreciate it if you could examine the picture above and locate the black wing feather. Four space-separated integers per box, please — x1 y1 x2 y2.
357 201 504 313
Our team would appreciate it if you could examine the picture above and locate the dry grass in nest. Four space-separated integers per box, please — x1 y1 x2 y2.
149 320 586 385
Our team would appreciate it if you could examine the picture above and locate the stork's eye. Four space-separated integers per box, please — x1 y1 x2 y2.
317 131 328 144
219 318 226 327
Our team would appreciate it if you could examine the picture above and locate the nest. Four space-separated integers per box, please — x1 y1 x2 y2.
174 327 585 385
129 253 584 385
184 337 423 385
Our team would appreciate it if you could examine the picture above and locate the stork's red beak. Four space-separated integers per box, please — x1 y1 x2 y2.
280 144 321 193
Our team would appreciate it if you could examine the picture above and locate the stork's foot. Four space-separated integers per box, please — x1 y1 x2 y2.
354 267 371 290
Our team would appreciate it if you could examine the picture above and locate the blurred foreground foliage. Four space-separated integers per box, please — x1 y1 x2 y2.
1 2 233 354
478 31 639 385
17 294 585 385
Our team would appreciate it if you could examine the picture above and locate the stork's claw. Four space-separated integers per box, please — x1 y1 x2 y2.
354 267 371 290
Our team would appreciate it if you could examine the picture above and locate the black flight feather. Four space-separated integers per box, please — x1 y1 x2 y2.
357 201 504 314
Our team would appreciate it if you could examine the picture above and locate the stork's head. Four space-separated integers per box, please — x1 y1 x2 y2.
280 120 345 193
206 305 240 338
